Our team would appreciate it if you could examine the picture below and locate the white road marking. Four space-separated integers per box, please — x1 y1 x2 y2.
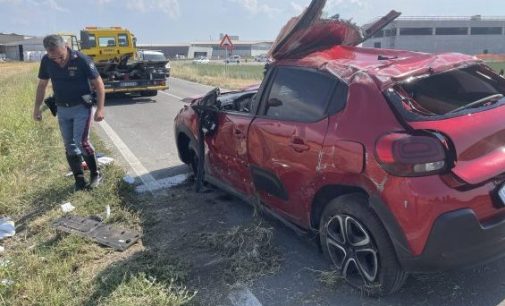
160 91 183 100
135 173 189 194
98 119 162 194
227 287 263 306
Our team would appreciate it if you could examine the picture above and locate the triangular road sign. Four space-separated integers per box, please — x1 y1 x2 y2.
220 34 234 49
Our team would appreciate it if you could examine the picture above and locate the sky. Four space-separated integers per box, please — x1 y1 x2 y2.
1 0 505 44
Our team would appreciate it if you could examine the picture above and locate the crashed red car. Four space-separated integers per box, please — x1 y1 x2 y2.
174 0 505 296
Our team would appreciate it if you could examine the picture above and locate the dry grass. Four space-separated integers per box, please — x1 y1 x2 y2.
171 61 264 90
0 63 194 306
307 269 344 288
196 221 281 284
0 62 38 81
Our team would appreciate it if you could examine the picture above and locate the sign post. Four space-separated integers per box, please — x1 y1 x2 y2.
220 34 234 75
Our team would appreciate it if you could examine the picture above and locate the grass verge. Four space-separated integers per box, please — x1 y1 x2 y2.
0 62 194 306
486 61 505 73
170 61 264 90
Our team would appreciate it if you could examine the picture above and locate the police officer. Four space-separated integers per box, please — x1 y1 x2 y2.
33 34 106 191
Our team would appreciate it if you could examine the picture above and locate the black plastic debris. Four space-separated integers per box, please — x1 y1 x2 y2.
53 215 141 251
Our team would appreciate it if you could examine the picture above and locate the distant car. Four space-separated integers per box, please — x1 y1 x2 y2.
225 55 241 64
193 57 210 64
138 50 170 77
254 54 269 62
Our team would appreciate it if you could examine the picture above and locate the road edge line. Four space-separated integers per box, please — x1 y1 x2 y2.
98 119 161 194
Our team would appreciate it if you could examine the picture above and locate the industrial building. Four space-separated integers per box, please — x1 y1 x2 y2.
363 16 505 54
139 40 272 60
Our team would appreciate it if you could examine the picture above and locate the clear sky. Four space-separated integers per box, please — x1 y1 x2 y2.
1 0 505 44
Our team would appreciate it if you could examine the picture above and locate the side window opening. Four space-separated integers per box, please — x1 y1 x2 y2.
118 34 129 47
218 92 256 113
263 68 336 122
394 65 505 116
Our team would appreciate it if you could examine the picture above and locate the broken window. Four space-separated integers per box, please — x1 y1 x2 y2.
390 65 505 117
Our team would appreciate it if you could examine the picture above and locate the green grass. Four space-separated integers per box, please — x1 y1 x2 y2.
486 61 505 73
171 61 264 90
0 63 193 306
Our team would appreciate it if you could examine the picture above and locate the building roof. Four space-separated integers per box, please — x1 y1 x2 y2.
3 37 43 46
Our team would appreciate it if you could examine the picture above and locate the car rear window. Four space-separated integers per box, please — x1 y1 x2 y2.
388 65 505 119
142 53 166 61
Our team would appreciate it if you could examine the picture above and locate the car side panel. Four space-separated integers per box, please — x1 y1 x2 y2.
207 112 255 195
248 117 328 225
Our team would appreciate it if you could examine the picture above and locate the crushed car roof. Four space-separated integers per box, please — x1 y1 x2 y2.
269 0 482 88
277 46 481 89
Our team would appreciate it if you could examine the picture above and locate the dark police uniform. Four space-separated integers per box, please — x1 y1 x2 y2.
38 48 99 157
38 48 99 106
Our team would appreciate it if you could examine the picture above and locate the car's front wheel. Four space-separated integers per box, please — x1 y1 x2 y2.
319 193 407 296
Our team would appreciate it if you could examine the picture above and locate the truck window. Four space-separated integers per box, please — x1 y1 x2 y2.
118 34 129 47
99 37 116 47
80 32 96 49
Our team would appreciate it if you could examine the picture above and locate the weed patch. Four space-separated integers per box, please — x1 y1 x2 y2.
196 221 281 284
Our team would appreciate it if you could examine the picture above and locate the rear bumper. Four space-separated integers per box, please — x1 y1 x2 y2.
104 85 168 94
401 208 505 272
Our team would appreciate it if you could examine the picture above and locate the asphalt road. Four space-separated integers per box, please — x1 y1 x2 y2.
95 78 505 306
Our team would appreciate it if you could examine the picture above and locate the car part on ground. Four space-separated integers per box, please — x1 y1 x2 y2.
54 215 141 251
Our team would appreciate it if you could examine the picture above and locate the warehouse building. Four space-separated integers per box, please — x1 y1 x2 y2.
363 16 505 54
139 35 273 60
2 37 45 61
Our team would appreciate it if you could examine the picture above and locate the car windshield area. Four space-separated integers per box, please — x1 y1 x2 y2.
142 53 167 61
393 65 505 116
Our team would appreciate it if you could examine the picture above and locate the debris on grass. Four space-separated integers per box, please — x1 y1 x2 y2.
197 221 281 284
307 268 344 288
60 202 75 213
1 279 14 287
123 175 135 185
0 217 15 240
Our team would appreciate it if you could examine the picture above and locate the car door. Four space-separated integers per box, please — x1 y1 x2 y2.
247 66 340 225
206 92 257 196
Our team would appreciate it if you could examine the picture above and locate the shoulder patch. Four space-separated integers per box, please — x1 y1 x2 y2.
89 62 97 71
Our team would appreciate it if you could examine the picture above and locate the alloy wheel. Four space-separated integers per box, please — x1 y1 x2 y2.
324 214 379 287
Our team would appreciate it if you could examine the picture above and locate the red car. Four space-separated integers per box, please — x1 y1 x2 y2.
175 0 505 296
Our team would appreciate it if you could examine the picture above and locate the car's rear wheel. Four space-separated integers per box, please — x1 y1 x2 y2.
319 193 407 296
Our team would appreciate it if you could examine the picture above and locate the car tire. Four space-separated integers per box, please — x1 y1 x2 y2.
319 193 408 296
140 90 158 97
188 146 198 176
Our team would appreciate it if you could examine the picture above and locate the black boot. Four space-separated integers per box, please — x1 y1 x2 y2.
66 154 88 191
83 153 102 189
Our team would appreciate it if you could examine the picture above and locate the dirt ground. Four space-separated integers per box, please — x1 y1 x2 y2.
132 176 505 306
136 179 284 305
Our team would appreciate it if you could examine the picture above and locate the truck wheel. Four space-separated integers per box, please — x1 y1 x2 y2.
319 193 407 296
140 90 158 97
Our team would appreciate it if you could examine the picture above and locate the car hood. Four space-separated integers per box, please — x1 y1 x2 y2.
268 0 400 60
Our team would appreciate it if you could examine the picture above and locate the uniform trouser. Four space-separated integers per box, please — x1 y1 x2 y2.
57 104 95 156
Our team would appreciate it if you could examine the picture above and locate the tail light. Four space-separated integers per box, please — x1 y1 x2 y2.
375 132 449 177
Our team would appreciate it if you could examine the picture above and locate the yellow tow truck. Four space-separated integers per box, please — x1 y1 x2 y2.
63 27 168 96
